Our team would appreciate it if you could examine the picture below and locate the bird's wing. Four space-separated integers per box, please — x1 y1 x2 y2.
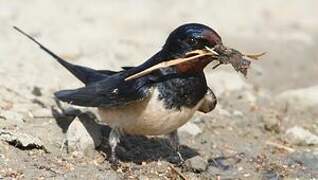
55 74 151 107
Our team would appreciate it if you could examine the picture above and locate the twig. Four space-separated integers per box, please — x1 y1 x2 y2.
125 50 215 81
168 164 188 180
266 141 295 153
244 52 266 60
124 47 265 81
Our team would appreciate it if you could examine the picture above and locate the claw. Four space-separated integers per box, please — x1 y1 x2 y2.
108 128 121 167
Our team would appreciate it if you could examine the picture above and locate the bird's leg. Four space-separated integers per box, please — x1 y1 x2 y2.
167 130 184 163
52 98 82 154
108 127 121 165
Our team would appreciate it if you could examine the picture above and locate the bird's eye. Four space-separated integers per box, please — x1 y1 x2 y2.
186 38 198 46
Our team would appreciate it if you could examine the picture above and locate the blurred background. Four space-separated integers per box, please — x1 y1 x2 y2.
1 0 318 179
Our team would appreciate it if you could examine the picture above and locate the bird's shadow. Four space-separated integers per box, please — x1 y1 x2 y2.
51 107 198 164
101 134 198 164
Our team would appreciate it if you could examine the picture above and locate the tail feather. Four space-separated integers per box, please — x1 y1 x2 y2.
14 26 108 85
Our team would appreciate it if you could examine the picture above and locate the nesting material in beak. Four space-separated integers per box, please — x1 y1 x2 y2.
124 50 217 81
124 45 265 81
206 44 266 76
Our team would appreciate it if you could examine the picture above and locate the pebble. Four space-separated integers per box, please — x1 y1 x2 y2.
0 130 46 150
232 110 244 117
31 86 42 97
185 156 208 172
285 126 318 146
179 122 202 136
261 112 281 133
66 115 103 156
276 85 318 109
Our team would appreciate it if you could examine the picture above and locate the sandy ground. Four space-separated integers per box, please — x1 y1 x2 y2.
1 0 318 179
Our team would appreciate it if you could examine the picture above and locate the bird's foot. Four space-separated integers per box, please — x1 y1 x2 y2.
176 151 185 164
167 130 185 165
108 128 121 169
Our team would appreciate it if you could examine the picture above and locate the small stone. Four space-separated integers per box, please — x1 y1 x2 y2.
0 130 46 150
179 122 202 136
285 126 318 146
264 120 280 133
261 112 281 133
185 156 208 172
66 114 103 157
32 86 42 97
232 110 244 117
276 85 318 109
243 173 250 177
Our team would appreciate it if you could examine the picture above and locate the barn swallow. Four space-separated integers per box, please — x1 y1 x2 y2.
14 23 232 164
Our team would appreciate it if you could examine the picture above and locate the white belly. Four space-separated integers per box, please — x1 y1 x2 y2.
98 87 203 135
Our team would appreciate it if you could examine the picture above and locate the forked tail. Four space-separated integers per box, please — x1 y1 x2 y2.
14 26 108 85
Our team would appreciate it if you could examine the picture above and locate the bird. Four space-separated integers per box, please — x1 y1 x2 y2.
14 23 221 164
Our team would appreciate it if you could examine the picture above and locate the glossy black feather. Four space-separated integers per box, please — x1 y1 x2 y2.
55 74 152 107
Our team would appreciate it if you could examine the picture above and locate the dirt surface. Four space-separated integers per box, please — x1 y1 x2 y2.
1 0 318 179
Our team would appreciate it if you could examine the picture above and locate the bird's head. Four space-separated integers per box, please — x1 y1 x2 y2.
161 23 223 73
163 23 222 56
